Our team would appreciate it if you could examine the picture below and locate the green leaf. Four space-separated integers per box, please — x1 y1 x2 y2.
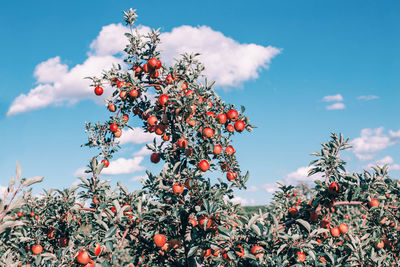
22 176 44 187
247 214 259 228
296 219 311 232
78 177 90 186
188 246 198 257
251 224 261 236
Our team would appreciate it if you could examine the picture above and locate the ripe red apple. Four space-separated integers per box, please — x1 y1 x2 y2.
226 171 237 181
226 124 234 133
369 198 379 208
213 145 222 155
148 58 158 69
32 244 43 255
108 104 116 112
177 138 188 148
153 234 167 247
94 243 102 256
185 90 194 97
339 223 348 234
227 109 238 121
172 183 184 194
165 74 173 84
330 227 340 237
122 114 129 122
117 81 125 88
147 116 158 126
296 251 306 263
234 121 245 132
225 146 235 155
76 251 90 265
129 89 140 98
158 94 169 106
250 245 263 258
206 111 215 117
198 160 210 172
101 159 110 168
94 86 103 96
150 153 160 163
109 124 118 133
203 128 214 138
216 113 227 124
119 91 127 100
114 129 122 138
156 60 162 69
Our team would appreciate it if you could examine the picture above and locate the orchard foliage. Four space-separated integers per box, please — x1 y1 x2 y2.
1 9 400 267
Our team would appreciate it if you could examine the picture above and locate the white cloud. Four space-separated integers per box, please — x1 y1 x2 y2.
159 25 280 87
351 127 399 161
326 102 346 110
74 155 145 176
131 175 147 182
391 164 400 170
89 24 130 56
323 94 343 102
225 196 256 206
375 156 394 166
284 166 323 184
134 145 152 156
389 130 400 138
7 55 121 115
101 156 145 175
119 128 158 145
8 23 279 115
73 168 87 177
262 183 280 193
246 186 259 192
357 95 379 101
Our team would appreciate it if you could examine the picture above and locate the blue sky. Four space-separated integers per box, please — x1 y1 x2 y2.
1 0 399 205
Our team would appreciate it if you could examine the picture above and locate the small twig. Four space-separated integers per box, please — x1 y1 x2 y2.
118 228 130 248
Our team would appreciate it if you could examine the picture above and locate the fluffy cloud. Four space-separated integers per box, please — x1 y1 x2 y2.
326 102 346 110
119 128 158 145
101 156 145 175
351 127 399 161
323 94 343 102
261 166 323 194
159 25 280 87
357 95 379 101
245 186 259 192
262 183 280 193
74 155 145 177
322 94 345 110
134 146 152 156
225 196 256 206
7 55 121 116
8 23 280 115
284 166 323 184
